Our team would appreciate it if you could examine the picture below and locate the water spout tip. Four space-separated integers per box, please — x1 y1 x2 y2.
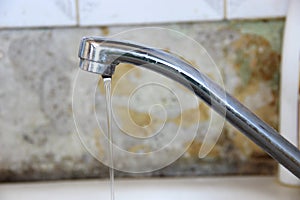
78 37 116 76
79 59 115 76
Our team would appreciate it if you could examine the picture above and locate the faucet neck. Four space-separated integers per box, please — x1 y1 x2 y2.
78 37 300 178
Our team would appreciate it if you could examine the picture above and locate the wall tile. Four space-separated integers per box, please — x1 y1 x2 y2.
227 0 289 19
78 0 224 26
0 0 77 28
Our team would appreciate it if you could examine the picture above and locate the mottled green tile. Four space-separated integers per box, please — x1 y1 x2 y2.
0 19 284 182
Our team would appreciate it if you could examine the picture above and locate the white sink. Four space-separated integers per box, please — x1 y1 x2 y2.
0 176 299 200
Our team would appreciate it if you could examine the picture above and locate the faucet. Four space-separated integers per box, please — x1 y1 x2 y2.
78 37 300 178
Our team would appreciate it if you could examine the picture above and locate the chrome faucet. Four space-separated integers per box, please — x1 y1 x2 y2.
78 37 300 178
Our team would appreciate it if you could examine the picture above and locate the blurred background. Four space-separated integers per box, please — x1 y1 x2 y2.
0 0 292 182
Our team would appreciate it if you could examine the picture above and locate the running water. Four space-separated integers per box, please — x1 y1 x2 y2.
103 76 115 200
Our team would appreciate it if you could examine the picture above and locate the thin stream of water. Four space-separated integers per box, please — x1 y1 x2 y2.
103 76 115 200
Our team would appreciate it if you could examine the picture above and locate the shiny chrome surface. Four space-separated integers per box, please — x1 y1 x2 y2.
78 37 300 178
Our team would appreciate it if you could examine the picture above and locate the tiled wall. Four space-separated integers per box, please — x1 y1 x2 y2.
0 0 290 28
0 1 287 181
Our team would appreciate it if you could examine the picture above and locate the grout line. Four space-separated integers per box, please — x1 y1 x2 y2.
75 0 80 26
224 0 227 19
298 59 300 149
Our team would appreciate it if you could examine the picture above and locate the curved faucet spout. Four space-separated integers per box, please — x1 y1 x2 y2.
78 37 300 178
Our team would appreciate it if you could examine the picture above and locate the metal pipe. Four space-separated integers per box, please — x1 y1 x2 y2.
78 37 300 178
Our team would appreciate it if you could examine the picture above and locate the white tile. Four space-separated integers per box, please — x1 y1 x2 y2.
0 0 77 28
227 0 290 19
79 0 224 26
1 177 300 200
